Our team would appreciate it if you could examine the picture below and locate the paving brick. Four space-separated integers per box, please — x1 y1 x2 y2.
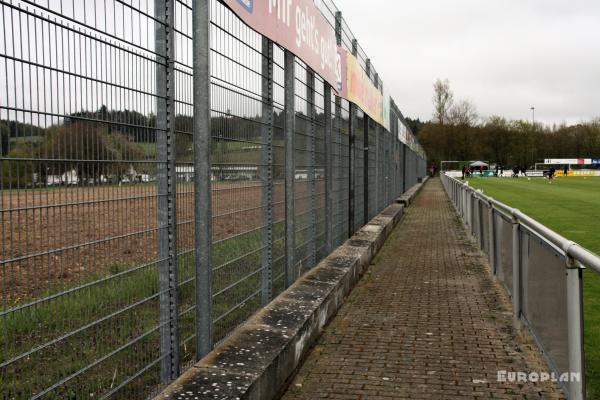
281 179 564 400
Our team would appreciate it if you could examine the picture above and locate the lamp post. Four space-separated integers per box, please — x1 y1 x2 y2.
530 106 535 124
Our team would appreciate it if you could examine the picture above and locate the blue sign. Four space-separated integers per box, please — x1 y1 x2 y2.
593 159 600 164
236 0 253 12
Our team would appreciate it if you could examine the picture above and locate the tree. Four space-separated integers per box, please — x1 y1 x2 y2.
43 122 145 183
432 78 454 125
0 122 8 156
405 117 425 137
448 99 478 127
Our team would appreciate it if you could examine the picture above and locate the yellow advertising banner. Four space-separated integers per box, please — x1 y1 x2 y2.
345 52 384 125
558 170 599 177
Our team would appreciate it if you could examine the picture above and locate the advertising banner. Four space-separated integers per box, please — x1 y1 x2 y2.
398 121 408 144
222 0 344 93
544 158 592 165
382 88 391 132
345 52 384 125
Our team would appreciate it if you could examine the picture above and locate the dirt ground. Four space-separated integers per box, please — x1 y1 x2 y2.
0 180 292 302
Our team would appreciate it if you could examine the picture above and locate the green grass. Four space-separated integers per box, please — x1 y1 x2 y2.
467 176 600 398
0 222 287 399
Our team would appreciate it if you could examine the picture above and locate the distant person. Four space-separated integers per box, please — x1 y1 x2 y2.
500 166 504 176
461 166 466 179
563 165 569 177
513 166 519 178
495 165 499 176
548 167 556 181
521 166 527 177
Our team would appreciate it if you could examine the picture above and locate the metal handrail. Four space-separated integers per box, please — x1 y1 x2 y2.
456 177 600 273
441 173 594 400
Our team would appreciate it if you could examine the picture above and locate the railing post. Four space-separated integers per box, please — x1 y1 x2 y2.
156 0 179 380
565 253 585 400
511 211 521 329
324 84 333 254
193 0 213 360
260 37 274 306
284 50 296 287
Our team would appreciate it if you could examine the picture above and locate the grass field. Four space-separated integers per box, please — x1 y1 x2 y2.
467 176 600 399
0 179 326 398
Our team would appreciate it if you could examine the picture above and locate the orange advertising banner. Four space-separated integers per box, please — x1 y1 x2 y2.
221 0 344 93
345 52 384 125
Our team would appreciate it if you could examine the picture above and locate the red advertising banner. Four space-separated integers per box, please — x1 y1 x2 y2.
221 0 344 94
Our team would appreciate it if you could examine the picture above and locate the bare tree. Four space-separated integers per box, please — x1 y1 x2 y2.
432 78 454 124
448 99 478 126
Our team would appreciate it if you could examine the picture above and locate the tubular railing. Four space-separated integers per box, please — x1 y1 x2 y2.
441 173 599 400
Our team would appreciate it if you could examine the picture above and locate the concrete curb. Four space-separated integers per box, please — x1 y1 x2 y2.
155 185 426 400
396 177 429 207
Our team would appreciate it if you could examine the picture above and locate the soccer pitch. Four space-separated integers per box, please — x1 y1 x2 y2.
467 176 600 398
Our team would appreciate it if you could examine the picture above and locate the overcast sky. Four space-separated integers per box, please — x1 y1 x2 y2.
334 0 600 126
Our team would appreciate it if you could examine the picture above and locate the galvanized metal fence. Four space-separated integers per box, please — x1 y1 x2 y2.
441 173 600 400
0 0 426 398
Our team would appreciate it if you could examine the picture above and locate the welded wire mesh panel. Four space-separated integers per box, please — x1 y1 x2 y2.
354 109 365 228
521 229 570 377
0 0 428 397
313 76 327 264
332 98 350 247
383 130 391 205
367 119 377 219
496 213 514 295
293 59 316 276
378 129 386 211
271 45 286 298
0 0 170 398
481 201 490 255
172 0 196 375
209 0 268 343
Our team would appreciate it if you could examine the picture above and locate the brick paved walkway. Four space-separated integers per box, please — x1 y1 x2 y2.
281 178 564 400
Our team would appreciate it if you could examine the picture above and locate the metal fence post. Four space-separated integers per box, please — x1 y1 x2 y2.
324 84 333 254
193 0 213 360
307 68 317 269
156 0 179 381
284 50 296 287
565 253 585 400
364 61 370 219
261 37 274 305
348 102 356 236
511 212 521 329
363 116 369 221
